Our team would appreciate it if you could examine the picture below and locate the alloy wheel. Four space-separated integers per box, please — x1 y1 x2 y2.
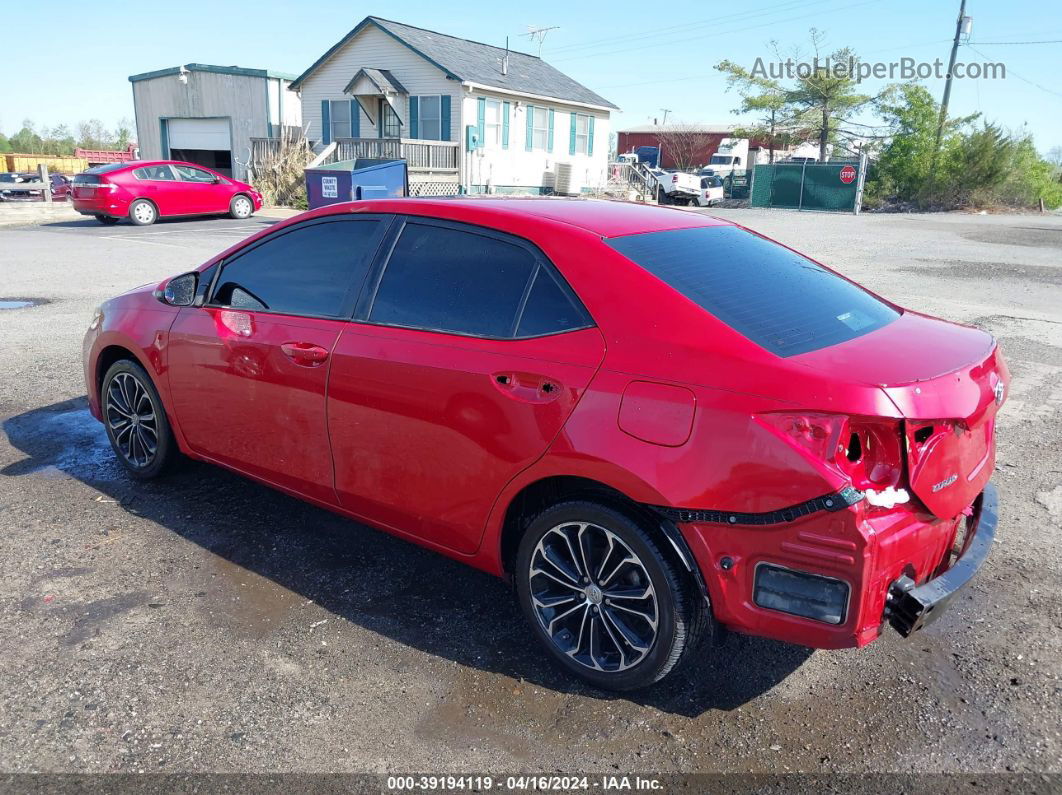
233 196 252 217
528 521 659 672
105 372 158 468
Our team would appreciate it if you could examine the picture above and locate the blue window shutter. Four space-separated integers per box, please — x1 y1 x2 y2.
350 99 360 138
321 100 331 145
569 112 577 156
476 97 486 147
547 108 554 152
502 101 510 149
409 96 419 139
440 95 451 141
588 115 594 155
525 105 534 151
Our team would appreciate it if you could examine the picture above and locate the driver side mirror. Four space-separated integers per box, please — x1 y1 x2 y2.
156 272 198 307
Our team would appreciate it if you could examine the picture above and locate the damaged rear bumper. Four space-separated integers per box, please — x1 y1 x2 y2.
884 484 998 637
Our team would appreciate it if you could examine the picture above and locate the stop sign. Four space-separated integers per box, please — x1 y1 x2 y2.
839 165 857 184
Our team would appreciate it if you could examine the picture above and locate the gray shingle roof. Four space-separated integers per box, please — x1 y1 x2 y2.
290 16 618 110
343 67 408 96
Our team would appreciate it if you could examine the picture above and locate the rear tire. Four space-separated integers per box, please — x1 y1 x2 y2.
96 215 119 225
515 500 710 691
101 359 178 479
128 199 157 226
229 194 254 219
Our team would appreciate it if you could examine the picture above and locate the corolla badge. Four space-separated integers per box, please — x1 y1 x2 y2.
994 381 1005 406
932 474 958 493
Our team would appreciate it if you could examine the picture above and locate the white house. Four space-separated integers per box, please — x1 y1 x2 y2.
289 17 618 196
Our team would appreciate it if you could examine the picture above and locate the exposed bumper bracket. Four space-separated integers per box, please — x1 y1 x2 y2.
885 484 998 637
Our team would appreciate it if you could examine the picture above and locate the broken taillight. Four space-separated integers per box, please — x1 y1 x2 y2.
758 413 905 494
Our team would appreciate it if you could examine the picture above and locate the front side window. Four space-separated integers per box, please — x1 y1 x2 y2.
414 95 441 140
330 99 351 139
532 107 549 150
574 114 590 155
173 164 216 183
484 100 502 148
212 219 382 318
606 225 899 357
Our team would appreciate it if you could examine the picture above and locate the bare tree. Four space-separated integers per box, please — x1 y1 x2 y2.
655 123 702 171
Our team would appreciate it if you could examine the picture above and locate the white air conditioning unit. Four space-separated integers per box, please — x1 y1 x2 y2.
554 162 582 196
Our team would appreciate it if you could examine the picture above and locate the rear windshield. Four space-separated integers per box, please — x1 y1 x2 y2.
83 163 128 175
606 225 899 357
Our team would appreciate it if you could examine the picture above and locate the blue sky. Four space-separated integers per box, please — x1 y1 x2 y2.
2 0 1060 152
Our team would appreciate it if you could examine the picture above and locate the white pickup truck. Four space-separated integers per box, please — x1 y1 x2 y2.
652 169 702 203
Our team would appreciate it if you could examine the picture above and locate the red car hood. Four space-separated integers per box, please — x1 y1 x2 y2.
792 311 1008 518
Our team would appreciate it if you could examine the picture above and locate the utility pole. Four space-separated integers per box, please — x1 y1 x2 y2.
934 0 967 156
659 108 672 125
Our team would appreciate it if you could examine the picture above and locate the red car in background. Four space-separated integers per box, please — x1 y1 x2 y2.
71 160 262 226
0 172 71 202
82 199 1005 690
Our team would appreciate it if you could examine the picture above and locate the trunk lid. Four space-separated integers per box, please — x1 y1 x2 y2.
792 311 1008 518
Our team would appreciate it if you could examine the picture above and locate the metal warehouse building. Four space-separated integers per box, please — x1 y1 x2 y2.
130 63 301 180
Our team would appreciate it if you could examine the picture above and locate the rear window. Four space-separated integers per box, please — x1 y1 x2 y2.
84 163 128 175
605 225 899 357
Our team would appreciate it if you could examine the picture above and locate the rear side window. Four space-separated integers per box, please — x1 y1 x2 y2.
370 223 535 338
517 268 590 337
606 225 899 357
212 219 382 318
133 166 175 181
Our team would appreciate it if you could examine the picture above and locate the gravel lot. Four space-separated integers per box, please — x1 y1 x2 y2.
0 208 1059 777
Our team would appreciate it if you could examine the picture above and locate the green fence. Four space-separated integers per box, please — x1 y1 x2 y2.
750 159 865 212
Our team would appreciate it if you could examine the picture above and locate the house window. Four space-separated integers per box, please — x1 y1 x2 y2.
330 100 351 139
412 95 442 140
484 99 501 148
380 100 401 138
574 114 590 155
531 106 549 150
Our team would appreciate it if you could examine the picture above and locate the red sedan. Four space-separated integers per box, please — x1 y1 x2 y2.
82 199 1006 690
70 160 262 226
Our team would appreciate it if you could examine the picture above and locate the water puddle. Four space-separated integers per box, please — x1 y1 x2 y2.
2 402 123 482
0 297 48 310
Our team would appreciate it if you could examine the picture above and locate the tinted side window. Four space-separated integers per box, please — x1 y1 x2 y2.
212 219 382 318
516 269 590 337
174 165 215 183
606 225 899 357
370 223 536 337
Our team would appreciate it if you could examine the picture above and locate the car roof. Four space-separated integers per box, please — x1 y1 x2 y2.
326 198 734 237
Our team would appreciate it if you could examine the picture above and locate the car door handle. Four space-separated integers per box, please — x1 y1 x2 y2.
281 342 329 366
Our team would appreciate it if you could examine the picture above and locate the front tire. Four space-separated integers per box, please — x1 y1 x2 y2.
101 360 177 479
128 199 157 226
229 194 254 219
515 501 710 691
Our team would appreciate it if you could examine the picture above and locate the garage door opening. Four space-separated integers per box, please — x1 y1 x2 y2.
166 118 233 177
170 148 233 176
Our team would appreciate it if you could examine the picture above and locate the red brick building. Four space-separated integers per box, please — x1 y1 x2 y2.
616 124 771 169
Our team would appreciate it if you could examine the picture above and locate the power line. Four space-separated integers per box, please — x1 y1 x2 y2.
965 43 1062 100
552 0 880 63
967 39 1062 45
545 0 821 55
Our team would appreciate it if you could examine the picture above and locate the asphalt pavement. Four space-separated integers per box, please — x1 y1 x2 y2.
0 207 1059 778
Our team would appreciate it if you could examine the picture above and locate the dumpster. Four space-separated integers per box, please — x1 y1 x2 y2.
305 158 407 209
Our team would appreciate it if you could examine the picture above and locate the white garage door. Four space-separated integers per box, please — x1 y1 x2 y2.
168 118 231 151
